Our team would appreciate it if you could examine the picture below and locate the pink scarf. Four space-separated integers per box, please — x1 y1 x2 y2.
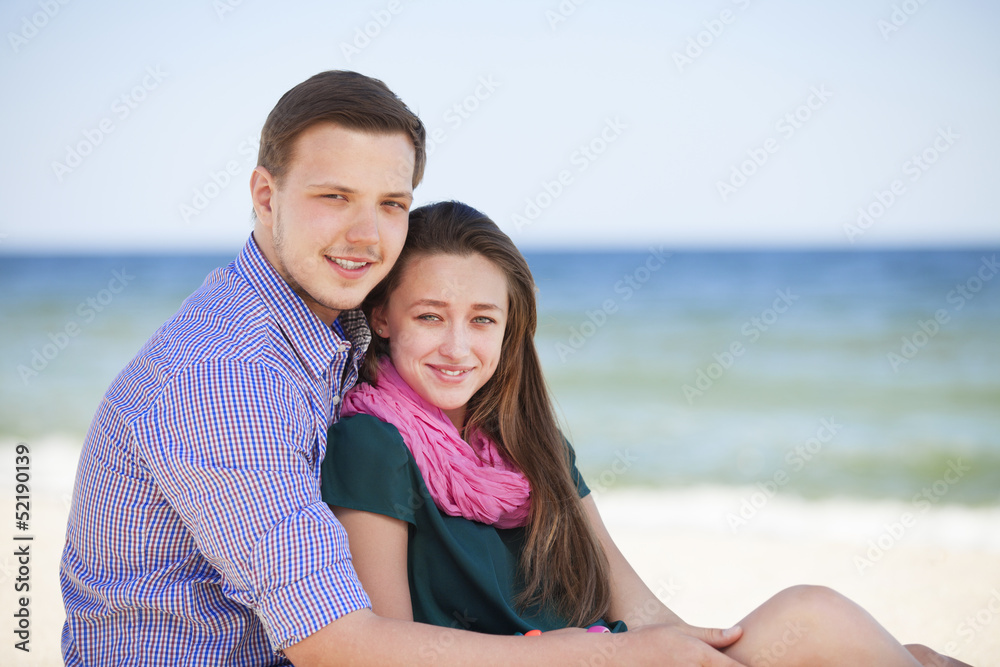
341 358 531 528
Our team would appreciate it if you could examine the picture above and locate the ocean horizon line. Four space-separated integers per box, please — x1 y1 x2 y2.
2 244 999 258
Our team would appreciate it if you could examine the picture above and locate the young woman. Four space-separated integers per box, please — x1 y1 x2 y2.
320 201 971 666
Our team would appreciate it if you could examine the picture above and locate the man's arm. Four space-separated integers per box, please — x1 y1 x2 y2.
284 609 748 667
135 361 371 650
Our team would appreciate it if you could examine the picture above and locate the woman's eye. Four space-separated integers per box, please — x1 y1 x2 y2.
472 316 496 325
418 314 441 322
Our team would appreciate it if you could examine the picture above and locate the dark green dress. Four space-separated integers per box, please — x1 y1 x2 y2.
321 414 626 635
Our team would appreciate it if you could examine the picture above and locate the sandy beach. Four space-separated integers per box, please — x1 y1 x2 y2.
598 489 1000 666
2 439 998 666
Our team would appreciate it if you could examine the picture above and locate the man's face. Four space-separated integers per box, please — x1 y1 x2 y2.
252 122 415 325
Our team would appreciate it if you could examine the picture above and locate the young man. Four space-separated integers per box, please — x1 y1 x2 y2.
60 70 742 666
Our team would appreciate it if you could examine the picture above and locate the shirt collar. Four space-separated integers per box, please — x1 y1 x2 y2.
234 234 371 381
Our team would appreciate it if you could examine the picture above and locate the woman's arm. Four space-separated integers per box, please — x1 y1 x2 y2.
330 506 413 621
294 501 744 666
581 495 687 628
335 495 685 627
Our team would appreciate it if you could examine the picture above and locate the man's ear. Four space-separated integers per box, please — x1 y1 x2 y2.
250 166 276 226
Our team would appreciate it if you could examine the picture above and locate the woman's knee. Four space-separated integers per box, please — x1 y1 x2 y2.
765 585 850 617
762 584 896 643
905 644 952 666
728 586 843 665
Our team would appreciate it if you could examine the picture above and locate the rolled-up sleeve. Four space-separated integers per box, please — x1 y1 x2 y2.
134 359 370 651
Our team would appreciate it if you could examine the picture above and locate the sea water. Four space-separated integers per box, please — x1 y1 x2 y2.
2 248 997 505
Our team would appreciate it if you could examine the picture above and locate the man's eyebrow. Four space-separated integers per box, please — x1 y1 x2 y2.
306 182 413 201
306 182 354 191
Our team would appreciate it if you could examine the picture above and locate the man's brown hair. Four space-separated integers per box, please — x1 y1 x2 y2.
258 70 426 188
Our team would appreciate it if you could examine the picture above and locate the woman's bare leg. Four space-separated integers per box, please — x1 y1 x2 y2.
721 585 926 666
905 643 974 666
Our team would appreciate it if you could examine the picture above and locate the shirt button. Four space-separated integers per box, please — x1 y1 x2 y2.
332 395 341 405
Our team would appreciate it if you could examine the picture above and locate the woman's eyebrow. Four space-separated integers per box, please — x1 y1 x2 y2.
410 299 503 312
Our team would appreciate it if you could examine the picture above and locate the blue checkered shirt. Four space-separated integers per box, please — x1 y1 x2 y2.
60 236 372 665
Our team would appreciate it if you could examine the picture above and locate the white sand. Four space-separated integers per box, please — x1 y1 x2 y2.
597 489 1000 666
2 439 998 666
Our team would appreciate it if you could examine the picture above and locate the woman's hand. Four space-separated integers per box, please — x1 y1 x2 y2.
619 622 745 666
668 621 744 650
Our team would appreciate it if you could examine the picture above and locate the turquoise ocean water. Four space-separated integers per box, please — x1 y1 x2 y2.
2 249 998 505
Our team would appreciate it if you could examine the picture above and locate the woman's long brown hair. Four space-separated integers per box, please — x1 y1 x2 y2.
360 201 611 626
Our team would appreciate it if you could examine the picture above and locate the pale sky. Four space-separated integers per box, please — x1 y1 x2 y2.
1 0 998 252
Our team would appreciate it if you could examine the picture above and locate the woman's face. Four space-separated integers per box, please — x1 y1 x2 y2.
374 252 509 430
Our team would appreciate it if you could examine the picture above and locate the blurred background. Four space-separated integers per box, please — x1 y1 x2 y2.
1 0 998 507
